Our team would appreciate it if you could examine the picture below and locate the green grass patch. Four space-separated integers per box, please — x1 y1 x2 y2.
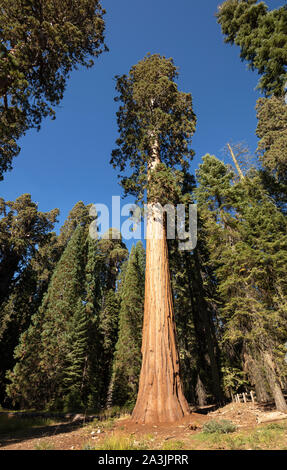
84 434 151 450
34 441 55 450
0 415 62 435
162 440 184 450
192 419 287 450
202 419 237 434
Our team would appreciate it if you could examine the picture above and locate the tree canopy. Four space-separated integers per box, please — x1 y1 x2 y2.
0 0 107 179
111 54 196 202
217 0 287 96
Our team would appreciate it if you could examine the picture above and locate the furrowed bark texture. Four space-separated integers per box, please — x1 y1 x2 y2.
132 137 190 423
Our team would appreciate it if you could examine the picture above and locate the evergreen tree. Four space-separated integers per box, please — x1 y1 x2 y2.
97 289 120 407
111 54 196 423
256 96 287 212
0 194 58 305
0 0 107 179
58 201 92 248
217 0 287 96
62 298 90 411
63 227 128 410
110 242 145 408
7 225 86 409
0 264 38 406
195 154 287 411
166 167 223 407
0 201 95 407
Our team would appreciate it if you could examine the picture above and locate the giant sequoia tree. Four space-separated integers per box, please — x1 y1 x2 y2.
111 54 196 423
0 0 107 179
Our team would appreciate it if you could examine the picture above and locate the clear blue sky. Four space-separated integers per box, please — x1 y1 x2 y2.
1 0 284 243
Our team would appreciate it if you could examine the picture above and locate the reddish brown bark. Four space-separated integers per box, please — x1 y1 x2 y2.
132 136 190 423
132 225 190 423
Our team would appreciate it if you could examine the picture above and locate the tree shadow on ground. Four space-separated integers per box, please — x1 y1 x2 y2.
0 419 86 448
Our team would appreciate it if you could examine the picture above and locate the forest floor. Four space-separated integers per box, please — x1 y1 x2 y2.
0 403 287 450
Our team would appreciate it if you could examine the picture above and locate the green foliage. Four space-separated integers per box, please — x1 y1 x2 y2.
0 0 107 179
110 242 145 407
6 224 86 409
4 195 128 411
256 96 287 212
192 420 287 450
58 201 92 248
217 0 287 96
0 195 60 405
221 367 248 395
0 194 58 305
202 419 237 434
86 434 150 450
0 415 61 435
111 54 196 202
195 154 287 406
34 441 55 451
162 440 184 450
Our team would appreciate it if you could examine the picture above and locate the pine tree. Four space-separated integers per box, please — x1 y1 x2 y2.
0 264 38 406
195 154 287 411
58 201 92 248
217 0 287 96
167 170 223 407
256 96 287 213
111 54 196 423
89 229 128 409
0 0 107 179
0 201 95 407
7 225 86 409
0 194 58 305
62 298 90 411
110 242 145 408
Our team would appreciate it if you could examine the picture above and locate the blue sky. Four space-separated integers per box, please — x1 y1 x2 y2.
1 0 284 244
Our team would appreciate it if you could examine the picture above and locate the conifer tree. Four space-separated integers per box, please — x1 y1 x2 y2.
62 298 90 411
0 202 94 407
111 54 196 423
0 264 38 406
0 0 107 179
110 242 145 408
58 202 92 248
0 194 58 306
87 229 128 408
217 0 287 96
166 165 223 406
256 96 287 213
7 225 86 408
195 154 287 411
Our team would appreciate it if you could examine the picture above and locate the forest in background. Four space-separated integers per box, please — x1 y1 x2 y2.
0 0 287 418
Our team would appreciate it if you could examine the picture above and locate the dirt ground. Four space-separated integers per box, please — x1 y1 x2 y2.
0 403 286 450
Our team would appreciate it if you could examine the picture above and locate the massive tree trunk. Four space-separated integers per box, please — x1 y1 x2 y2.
243 349 271 403
263 350 287 413
186 251 223 405
132 137 190 424
244 347 287 412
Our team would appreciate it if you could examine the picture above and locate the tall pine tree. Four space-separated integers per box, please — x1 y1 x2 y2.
110 241 145 408
195 154 287 411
